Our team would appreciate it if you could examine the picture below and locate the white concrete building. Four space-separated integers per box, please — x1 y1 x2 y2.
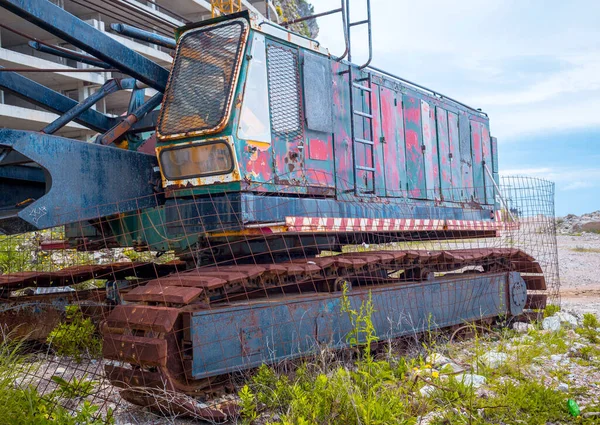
0 0 275 140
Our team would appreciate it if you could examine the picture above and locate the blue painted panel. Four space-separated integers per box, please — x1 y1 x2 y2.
0 129 158 233
190 272 525 379
166 192 497 235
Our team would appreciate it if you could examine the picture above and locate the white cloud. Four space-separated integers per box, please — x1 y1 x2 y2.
312 0 600 139
502 167 600 191
563 181 595 191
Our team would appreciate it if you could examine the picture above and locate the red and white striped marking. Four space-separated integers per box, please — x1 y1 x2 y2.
283 216 518 233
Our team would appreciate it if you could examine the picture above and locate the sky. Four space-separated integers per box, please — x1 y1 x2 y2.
311 0 600 216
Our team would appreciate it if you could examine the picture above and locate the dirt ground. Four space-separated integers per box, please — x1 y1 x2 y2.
557 233 600 315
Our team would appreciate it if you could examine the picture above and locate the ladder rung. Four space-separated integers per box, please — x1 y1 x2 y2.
352 82 371 92
354 137 374 145
349 19 369 27
356 165 376 172
353 110 372 118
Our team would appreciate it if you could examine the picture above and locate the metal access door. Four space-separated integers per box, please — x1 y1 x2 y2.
266 40 305 185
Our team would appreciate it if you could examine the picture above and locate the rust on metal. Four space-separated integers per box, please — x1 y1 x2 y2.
103 333 168 366
106 305 180 333
0 261 186 290
123 285 204 304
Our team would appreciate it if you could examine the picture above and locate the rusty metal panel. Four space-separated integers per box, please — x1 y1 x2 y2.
331 62 354 193
302 51 333 133
123 285 204 304
481 125 494 204
379 87 406 197
403 95 426 198
522 275 547 291
421 100 436 200
436 107 452 201
447 111 462 202
470 120 485 203
459 114 474 201
106 305 179 333
103 334 167 367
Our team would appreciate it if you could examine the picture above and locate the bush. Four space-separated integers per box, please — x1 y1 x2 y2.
51 374 97 399
47 306 102 360
544 304 561 318
0 336 109 424
576 313 600 343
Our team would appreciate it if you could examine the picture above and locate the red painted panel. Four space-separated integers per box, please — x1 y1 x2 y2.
308 138 332 161
470 120 485 202
481 125 493 203
403 95 426 199
436 107 452 201
428 103 440 200
371 84 385 196
379 87 406 197
331 62 354 192
447 111 462 202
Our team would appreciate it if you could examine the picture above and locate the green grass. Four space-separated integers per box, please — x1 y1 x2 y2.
0 334 110 424
238 290 600 425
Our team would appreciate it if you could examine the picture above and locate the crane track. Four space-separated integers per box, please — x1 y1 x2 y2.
102 248 546 421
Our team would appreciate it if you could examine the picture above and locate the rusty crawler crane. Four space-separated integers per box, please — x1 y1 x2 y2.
0 0 551 420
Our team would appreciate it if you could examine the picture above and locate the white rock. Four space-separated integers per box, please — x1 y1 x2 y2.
426 353 451 366
456 373 486 388
480 351 508 369
569 342 587 354
416 412 442 425
556 312 579 327
53 367 66 375
558 382 569 392
513 322 534 333
420 385 436 397
542 316 561 331
550 354 563 362
441 362 465 373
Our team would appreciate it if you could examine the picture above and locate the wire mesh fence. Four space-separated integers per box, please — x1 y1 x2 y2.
0 176 558 422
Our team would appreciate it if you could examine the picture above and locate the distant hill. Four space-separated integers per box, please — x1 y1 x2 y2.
274 0 319 39
557 211 600 234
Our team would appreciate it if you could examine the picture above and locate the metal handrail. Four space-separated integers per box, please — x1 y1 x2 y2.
367 65 488 116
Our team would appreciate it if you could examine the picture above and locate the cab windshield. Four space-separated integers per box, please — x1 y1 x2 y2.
157 19 248 139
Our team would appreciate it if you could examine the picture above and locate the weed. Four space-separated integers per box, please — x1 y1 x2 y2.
582 312 599 328
47 305 102 361
238 384 258 425
576 313 600 343
0 335 110 424
544 304 561 318
237 290 585 425
51 374 97 399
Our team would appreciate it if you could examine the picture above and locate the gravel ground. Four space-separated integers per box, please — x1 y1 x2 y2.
558 233 600 316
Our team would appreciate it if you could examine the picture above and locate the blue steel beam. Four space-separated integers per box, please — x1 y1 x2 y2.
28 41 112 69
0 67 116 132
0 0 169 92
189 272 527 379
0 129 160 234
42 78 137 134
96 92 163 145
110 23 176 49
